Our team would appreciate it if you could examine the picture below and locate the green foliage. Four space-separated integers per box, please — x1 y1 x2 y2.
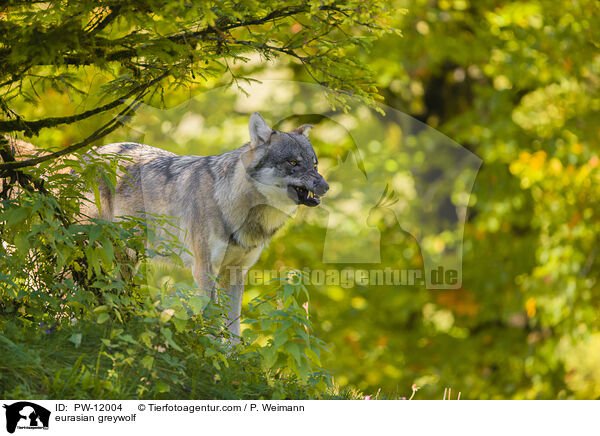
0 154 336 399
0 0 395 399
288 0 600 399
0 0 396 142
242 273 328 386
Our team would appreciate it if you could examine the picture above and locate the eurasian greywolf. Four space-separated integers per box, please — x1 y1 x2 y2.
86 113 329 339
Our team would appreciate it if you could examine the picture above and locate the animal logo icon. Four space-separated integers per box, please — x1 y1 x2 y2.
3 402 50 433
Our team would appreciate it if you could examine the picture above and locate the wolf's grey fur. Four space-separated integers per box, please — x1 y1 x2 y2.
85 113 328 338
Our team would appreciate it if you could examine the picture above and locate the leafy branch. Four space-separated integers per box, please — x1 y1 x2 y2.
0 72 167 135
0 83 153 172
1 2 392 141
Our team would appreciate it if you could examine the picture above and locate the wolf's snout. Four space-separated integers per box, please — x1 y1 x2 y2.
314 179 329 196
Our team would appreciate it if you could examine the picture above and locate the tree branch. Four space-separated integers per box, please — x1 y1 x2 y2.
0 87 150 173
59 5 347 66
85 5 121 35
0 72 167 134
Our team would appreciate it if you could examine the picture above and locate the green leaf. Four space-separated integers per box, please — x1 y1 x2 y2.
98 236 114 268
99 171 115 195
160 327 183 352
188 296 208 315
69 333 82 348
156 381 170 393
260 345 278 370
88 225 102 245
119 334 136 344
141 355 154 370
139 332 153 348
14 233 30 253
160 308 175 323
304 347 321 366
172 317 187 332
174 307 189 320
272 328 289 351
283 284 294 303
285 341 303 367
6 206 30 226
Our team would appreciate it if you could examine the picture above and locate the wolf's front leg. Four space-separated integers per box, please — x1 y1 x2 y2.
192 258 216 301
221 266 247 341
225 282 244 339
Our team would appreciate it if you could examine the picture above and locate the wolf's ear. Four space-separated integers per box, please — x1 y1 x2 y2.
249 112 272 146
292 124 313 137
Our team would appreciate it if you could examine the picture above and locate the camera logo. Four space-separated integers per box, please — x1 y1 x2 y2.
3 402 50 433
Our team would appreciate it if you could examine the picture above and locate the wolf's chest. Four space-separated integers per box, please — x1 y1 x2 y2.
229 204 291 249
207 233 263 274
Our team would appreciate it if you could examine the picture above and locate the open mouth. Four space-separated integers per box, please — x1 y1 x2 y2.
288 185 321 207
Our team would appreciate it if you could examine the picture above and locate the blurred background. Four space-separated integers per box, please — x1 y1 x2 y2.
11 0 600 399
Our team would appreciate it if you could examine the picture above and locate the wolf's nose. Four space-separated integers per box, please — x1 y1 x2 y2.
315 180 329 196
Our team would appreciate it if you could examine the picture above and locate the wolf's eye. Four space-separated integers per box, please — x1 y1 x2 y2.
289 161 297 166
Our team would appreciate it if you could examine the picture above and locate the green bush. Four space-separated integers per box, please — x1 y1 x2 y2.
0 152 338 399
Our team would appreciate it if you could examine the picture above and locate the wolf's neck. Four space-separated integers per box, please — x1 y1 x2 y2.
213 152 294 249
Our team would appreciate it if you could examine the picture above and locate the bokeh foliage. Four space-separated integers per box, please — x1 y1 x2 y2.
2 0 600 399
322 0 600 399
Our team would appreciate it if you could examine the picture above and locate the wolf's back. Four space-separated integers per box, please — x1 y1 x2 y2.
86 142 207 223
94 142 177 166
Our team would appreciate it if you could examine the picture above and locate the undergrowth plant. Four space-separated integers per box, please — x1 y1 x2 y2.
0 148 336 399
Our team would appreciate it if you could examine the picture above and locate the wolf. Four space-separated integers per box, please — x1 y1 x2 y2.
85 113 329 339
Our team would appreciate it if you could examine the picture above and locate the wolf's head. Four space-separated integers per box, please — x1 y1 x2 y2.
245 112 329 208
